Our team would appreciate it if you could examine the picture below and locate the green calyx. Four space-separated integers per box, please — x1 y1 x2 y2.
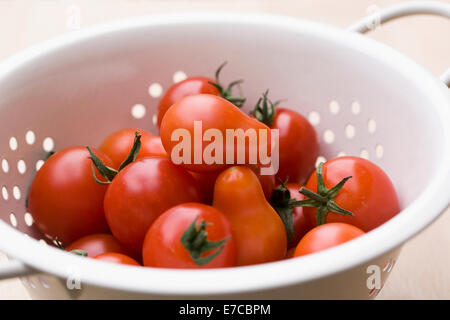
296 163 354 225
180 216 229 266
87 132 142 185
270 178 298 243
208 62 246 108
251 90 283 126
54 239 88 257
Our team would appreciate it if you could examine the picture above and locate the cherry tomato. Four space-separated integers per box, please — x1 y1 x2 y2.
99 128 166 169
294 223 365 257
303 156 400 232
104 157 203 255
28 147 112 244
66 234 133 258
157 77 219 128
156 63 246 128
213 166 287 266
143 203 236 268
251 92 319 183
94 253 141 266
161 94 271 173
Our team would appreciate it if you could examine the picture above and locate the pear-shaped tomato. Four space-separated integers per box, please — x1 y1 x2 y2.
213 166 287 266
160 94 272 173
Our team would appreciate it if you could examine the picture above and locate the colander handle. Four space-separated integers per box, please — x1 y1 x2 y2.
0 259 36 280
348 0 450 87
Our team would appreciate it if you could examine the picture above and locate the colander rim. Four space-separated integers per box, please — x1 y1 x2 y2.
0 11 449 296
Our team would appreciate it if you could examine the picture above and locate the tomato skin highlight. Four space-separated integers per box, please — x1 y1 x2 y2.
104 157 203 255
213 166 287 266
157 77 219 128
303 156 400 231
142 203 236 268
94 252 141 266
99 128 166 169
294 223 365 257
160 94 272 173
273 108 319 184
66 234 133 258
28 147 111 244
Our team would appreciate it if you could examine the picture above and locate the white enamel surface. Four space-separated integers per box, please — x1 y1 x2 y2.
0 13 448 297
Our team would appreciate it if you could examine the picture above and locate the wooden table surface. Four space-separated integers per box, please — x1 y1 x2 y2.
0 0 449 299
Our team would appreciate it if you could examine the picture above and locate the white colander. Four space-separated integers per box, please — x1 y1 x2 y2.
0 1 449 300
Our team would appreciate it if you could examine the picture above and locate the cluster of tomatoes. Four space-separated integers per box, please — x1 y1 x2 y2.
27 63 400 268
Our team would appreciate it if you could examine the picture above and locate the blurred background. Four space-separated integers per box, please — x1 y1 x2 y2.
0 0 449 299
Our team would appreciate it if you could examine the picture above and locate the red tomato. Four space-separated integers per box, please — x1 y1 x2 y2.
273 108 319 183
303 156 400 231
287 184 312 246
28 147 111 244
294 223 365 257
104 157 203 255
66 234 133 258
142 203 236 268
161 94 271 173
213 166 286 266
157 77 219 128
251 92 319 183
99 128 166 169
94 253 141 266
156 63 246 128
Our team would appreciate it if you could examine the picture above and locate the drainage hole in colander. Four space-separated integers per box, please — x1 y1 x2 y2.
345 124 355 139
148 83 163 98
323 129 335 144
351 101 361 115
315 156 326 168
9 136 18 151
337 151 346 157
9 213 17 227
27 278 36 289
17 160 27 174
36 160 45 171
43 137 55 152
25 130 36 145
308 111 320 126
1 159 9 173
375 144 384 159
329 101 340 115
368 119 376 134
152 114 158 126
131 104 146 119
173 71 187 83
360 149 369 160
24 212 33 226
12 186 21 200
1 186 8 200
39 277 50 289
